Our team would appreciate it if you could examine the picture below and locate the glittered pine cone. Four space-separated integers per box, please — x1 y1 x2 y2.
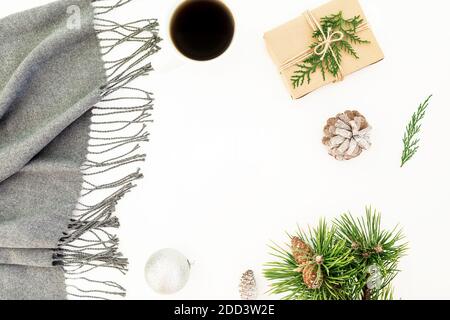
239 270 257 300
323 110 372 161
291 237 313 268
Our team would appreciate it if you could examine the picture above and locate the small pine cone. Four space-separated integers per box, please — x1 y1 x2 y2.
323 110 372 161
291 237 313 268
374 245 384 254
303 264 323 290
239 270 257 300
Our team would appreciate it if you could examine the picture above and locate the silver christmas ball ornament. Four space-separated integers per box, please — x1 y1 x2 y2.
144 249 191 295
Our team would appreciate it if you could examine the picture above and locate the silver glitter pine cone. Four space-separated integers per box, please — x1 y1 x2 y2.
323 110 372 161
367 264 383 290
239 270 257 300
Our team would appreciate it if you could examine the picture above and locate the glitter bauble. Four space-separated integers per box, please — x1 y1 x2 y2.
367 264 383 290
144 249 191 295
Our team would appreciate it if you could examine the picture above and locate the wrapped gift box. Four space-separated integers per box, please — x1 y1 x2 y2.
264 0 384 99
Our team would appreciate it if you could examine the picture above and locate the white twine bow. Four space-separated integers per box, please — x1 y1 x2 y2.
313 28 344 61
278 12 346 79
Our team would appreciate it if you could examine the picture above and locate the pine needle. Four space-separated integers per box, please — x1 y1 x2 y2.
401 95 432 167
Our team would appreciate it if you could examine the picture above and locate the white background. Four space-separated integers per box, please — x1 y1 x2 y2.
4 0 450 300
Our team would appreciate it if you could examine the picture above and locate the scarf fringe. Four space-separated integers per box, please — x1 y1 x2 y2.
56 0 161 300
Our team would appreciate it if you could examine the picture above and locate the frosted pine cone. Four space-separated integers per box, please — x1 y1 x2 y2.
239 270 257 300
323 110 372 161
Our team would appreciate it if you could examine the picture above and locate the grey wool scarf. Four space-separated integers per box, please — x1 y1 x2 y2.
0 0 161 300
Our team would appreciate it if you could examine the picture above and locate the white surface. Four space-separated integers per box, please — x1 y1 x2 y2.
4 0 450 300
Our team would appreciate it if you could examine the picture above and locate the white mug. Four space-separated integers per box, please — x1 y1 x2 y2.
158 0 236 73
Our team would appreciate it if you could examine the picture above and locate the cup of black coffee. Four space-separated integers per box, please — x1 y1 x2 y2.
167 0 235 62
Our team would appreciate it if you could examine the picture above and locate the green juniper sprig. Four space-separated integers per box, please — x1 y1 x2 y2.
291 12 370 89
264 208 408 300
401 95 432 167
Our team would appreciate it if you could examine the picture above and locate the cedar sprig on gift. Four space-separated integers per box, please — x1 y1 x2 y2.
264 208 407 300
320 13 368 46
291 12 370 89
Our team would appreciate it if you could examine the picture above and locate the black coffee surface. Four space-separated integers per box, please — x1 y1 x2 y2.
170 0 235 61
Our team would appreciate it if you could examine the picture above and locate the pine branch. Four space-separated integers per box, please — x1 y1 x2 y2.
264 208 408 300
374 285 395 300
401 95 432 167
334 207 408 299
265 221 357 300
362 286 372 300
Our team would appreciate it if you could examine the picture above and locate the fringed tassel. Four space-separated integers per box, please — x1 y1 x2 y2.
56 0 161 300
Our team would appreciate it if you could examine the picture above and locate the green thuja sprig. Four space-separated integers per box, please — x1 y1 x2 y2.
401 95 432 167
264 208 408 300
291 12 370 89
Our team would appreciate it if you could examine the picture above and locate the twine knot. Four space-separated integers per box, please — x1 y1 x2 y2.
314 28 344 60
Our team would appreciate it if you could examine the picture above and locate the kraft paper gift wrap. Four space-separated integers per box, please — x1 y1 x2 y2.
264 0 384 99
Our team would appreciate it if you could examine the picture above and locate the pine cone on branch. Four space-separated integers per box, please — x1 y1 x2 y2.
303 263 323 290
291 237 313 269
323 110 372 161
